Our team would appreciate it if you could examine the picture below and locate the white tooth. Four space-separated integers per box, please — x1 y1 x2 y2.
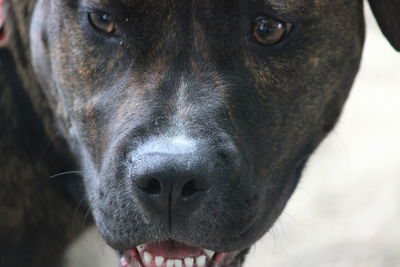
155 256 164 267
120 257 130 267
137 245 145 253
196 256 206 267
166 259 175 267
204 249 215 259
174 259 182 267
143 252 153 265
184 257 194 267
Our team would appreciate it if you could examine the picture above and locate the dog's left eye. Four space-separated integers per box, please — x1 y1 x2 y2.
252 16 291 45
88 11 116 34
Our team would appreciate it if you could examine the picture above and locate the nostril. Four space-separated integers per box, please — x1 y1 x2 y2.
217 151 229 162
181 179 206 199
138 177 162 195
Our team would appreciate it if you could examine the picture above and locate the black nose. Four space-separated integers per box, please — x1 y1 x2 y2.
130 136 216 224
136 170 208 200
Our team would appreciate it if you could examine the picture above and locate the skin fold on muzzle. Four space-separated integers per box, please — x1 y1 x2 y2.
0 0 399 266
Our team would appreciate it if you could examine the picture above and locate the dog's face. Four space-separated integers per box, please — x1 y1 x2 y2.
28 0 398 266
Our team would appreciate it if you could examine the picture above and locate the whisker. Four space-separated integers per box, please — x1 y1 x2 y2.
49 171 86 179
82 207 93 230
71 196 88 229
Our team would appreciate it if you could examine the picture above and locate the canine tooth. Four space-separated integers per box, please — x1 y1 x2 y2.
204 249 215 259
166 259 175 267
196 256 206 267
174 259 182 267
184 257 194 267
136 245 145 252
155 256 164 267
143 252 152 265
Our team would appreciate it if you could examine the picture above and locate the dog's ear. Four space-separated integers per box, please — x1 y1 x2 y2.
368 0 400 51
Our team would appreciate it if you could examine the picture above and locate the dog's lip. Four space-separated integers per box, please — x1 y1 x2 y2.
120 240 241 267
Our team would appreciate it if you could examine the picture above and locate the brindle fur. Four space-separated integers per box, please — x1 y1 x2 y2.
0 0 399 266
0 2 87 266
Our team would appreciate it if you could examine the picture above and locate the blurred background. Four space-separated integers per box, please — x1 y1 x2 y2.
66 6 400 267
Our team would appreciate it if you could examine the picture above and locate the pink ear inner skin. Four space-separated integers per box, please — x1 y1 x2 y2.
0 0 7 46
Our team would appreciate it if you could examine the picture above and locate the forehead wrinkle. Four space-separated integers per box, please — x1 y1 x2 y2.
252 0 324 12
191 16 211 62
81 0 173 9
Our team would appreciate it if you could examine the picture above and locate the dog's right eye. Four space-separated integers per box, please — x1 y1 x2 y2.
88 11 116 35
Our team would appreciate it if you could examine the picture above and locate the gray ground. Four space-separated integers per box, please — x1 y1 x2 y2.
66 7 400 267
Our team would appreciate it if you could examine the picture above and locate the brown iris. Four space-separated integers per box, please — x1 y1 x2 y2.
253 17 290 45
88 12 116 34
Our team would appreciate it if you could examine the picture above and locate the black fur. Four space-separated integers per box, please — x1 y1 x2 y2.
368 0 400 51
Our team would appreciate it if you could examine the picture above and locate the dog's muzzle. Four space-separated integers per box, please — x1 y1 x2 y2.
116 136 242 267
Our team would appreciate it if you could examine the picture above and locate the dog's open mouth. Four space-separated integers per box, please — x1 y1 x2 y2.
120 240 240 267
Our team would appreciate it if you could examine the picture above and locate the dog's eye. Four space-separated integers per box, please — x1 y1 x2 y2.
252 17 291 45
88 12 116 34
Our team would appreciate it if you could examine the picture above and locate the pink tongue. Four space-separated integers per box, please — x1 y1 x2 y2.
145 240 204 259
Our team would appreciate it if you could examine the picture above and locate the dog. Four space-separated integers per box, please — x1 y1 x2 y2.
0 0 398 266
